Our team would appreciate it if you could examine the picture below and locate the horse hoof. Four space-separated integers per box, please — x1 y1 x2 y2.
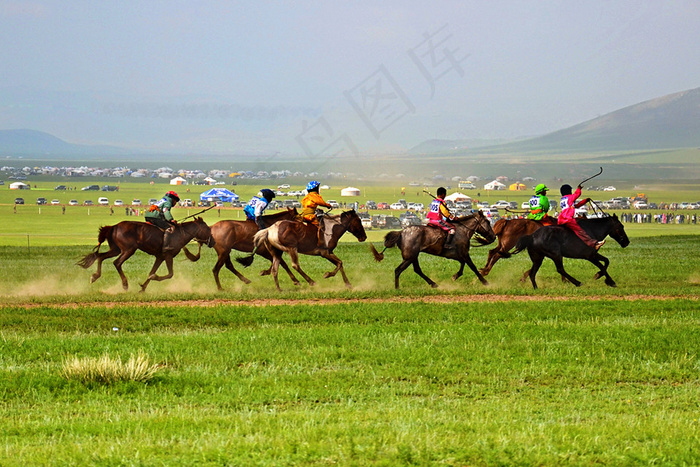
431 283 439 289
451 275 459 281
242 278 252 285
480 279 489 286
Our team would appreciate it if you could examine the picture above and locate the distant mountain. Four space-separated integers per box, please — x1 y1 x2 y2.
408 137 519 154
0 129 129 157
411 87 700 155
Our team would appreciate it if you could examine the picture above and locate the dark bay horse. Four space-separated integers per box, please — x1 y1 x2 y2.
511 214 630 289
77 217 214 292
182 208 299 290
480 218 553 276
371 211 496 289
236 210 367 290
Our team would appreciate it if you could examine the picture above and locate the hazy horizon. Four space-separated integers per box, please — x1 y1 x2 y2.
2 1 699 157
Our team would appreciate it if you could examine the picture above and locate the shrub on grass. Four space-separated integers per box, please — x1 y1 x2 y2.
61 350 161 384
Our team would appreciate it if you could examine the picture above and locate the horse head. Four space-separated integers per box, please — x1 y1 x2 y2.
608 214 630 248
473 210 497 244
192 217 215 248
341 210 367 242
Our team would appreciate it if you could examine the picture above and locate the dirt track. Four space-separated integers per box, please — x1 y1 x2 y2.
4 294 697 310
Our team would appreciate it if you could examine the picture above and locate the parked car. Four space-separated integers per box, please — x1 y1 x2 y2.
14 197 24 205
69 199 79 206
377 202 389 210
54 185 67 190
328 200 340 209
51 199 60 205
361 217 372 230
98 197 109 205
36 197 48 205
114 199 124 206
384 216 402 229
365 200 377 210
182 198 193 207
81 185 100 191
491 200 511 209
132 199 142 206
83 200 94 206
390 202 405 210
148 198 158 205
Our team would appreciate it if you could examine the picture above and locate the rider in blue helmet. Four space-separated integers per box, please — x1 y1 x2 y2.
244 188 276 229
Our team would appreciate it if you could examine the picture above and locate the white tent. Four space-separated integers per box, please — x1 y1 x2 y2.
445 192 471 202
169 176 188 186
340 186 361 196
203 177 217 185
484 180 506 190
9 181 29 190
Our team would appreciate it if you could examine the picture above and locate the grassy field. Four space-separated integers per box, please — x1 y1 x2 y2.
2 175 700 465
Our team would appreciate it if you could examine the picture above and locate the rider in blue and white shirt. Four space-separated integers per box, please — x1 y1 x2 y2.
244 189 276 229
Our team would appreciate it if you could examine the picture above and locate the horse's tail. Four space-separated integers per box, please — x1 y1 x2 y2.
510 235 533 256
236 229 269 268
77 225 112 268
368 242 386 262
384 230 402 249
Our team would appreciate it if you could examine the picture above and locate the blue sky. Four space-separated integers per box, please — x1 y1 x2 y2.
1 0 699 155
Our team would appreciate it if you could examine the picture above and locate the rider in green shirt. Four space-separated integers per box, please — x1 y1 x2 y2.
527 184 553 224
145 191 180 251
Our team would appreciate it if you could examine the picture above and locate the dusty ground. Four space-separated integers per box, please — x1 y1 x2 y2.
3 293 696 310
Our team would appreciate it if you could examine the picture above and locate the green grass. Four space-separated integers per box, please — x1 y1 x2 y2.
2 299 700 465
1 176 700 465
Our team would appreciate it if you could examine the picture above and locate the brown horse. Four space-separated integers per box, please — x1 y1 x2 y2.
371 211 496 289
236 210 367 290
182 208 299 290
77 217 214 292
479 218 553 276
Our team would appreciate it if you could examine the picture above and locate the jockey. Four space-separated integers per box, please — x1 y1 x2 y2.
244 188 276 229
300 180 331 226
145 190 180 251
558 184 604 250
527 183 554 225
427 187 456 248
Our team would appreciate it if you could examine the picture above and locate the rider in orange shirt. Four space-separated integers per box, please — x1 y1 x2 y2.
300 180 332 225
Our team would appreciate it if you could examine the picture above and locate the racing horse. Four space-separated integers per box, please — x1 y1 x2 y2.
236 210 367 290
479 217 554 276
77 217 214 292
510 214 630 289
182 208 300 290
370 210 496 289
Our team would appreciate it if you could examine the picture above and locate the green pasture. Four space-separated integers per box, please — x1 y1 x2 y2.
2 175 700 465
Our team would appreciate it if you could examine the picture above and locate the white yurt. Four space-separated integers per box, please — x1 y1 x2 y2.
340 186 361 197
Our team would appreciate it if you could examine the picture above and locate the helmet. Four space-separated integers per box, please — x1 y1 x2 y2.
535 184 548 195
260 188 275 201
306 180 320 191
166 191 180 201
560 184 572 196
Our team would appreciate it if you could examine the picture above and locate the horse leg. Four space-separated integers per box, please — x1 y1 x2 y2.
91 247 121 283
212 251 228 290
411 258 438 288
223 255 252 285
394 259 412 289
589 254 616 287
551 256 581 287
288 249 316 286
452 261 465 281
259 248 299 285
139 257 166 292
479 247 501 276
461 255 489 285
320 251 351 288
112 248 137 291
525 251 543 289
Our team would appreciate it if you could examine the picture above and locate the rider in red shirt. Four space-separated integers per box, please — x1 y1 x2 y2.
558 184 604 250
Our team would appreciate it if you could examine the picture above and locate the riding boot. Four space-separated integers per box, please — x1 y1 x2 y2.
163 226 176 252
444 231 455 250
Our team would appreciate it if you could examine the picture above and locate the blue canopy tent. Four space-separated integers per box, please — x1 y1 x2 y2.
199 188 239 203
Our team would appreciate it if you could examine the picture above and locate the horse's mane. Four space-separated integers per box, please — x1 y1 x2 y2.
263 207 298 220
452 212 478 223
